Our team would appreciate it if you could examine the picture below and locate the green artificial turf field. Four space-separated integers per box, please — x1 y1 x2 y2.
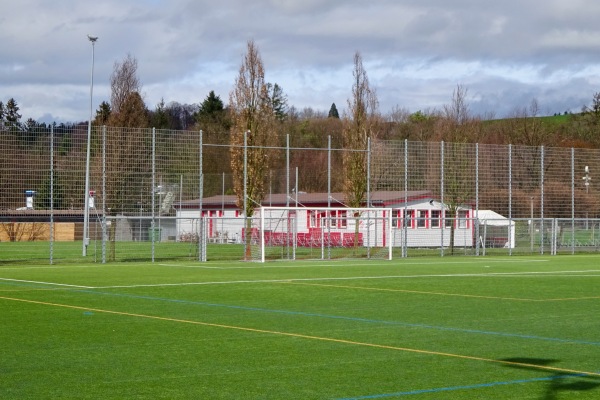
1 256 600 399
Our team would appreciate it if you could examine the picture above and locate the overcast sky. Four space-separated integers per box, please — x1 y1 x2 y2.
3 0 600 123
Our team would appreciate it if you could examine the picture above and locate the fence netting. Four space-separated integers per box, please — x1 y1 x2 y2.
1 125 599 263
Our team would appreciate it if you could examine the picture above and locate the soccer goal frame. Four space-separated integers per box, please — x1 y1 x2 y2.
257 206 395 262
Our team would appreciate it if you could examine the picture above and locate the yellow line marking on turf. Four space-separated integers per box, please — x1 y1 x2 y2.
284 282 600 302
543 296 600 301
285 281 540 301
1 294 599 378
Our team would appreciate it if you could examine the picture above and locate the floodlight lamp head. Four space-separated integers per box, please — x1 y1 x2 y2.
87 35 98 43
585 165 589 174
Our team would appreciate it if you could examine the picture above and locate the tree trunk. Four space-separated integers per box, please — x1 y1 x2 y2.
109 218 116 261
245 217 252 260
354 216 360 255
449 223 455 255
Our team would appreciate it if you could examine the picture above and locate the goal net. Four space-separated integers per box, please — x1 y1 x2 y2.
257 206 396 262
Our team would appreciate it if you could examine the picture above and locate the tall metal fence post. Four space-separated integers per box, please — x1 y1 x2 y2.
508 144 513 256
571 147 575 255
151 127 156 262
286 134 290 208
199 130 204 262
403 139 408 258
475 143 479 256
294 167 298 261
243 130 248 260
102 125 107 264
286 134 291 259
50 125 54 265
327 135 331 260
540 146 545 254
366 137 371 259
440 141 445 257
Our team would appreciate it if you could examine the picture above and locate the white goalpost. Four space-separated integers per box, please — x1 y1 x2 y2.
257 206 395 262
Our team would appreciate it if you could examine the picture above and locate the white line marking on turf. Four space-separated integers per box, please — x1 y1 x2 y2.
155 259 551 270
0 278 95 289
93 269 600 289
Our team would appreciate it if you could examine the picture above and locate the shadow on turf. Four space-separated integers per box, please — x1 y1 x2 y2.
501 358 600 400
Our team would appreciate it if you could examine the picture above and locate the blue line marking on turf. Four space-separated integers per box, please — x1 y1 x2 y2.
3 278 600 347
335 373 589 399
76 289 600 347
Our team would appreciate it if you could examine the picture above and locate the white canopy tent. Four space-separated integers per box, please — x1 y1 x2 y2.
476 210 515 249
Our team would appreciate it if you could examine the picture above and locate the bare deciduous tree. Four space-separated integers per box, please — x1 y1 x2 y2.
103 55 149 259
343 52 379 209
444 84 470 126
229 40 278 259
440 86 477 254
342 52 379 250
110 54 141 114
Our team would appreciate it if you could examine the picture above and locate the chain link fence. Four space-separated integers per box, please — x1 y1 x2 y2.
0 125 598 263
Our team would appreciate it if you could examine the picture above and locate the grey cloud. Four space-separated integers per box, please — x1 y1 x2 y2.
2 0 600 122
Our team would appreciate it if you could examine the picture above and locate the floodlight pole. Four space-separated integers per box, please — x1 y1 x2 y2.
83 35 97 256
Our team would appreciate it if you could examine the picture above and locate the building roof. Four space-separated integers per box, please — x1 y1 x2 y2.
0 209 93 222
476 210 513 226
176 190 432 210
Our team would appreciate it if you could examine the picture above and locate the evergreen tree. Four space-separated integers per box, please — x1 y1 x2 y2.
150 98 170 128
328 103 340 119
195 91 230 180
25 118 37 129
94 101 112 125
5 98 21 127
198 91 224 120
22 118 39 144
266 83 288 122
195 91 231 134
